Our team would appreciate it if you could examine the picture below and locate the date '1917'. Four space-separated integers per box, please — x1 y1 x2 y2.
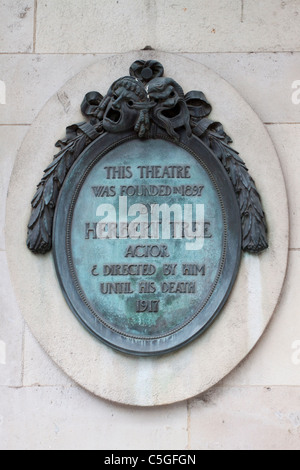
136 300 160 313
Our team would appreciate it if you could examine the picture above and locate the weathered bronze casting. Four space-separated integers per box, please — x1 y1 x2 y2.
25 60 268 356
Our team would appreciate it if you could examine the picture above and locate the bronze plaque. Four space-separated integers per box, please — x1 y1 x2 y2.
27 60 268 356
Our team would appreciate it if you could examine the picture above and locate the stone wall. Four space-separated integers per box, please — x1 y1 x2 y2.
0 0 300 450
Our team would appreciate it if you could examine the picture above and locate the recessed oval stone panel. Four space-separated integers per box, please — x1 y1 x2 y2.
5 52 289 405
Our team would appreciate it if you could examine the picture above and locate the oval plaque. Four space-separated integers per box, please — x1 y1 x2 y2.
53 131 241 355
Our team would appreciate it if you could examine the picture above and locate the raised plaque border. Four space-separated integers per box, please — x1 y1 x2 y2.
53 128 241 356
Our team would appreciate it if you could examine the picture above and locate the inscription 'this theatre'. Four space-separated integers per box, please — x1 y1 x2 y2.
104 165 191 179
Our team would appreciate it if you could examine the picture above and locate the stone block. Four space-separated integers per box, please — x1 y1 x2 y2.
189 386 300 450
0 252 23 387
23 326 73 387
223 251 300 386
0 55 101 125
35 0 300 53
154 0 242 52
0 385 188 450
0 126 29 250
36 0 155 53
0 0 34 53
267 124 300 249
187 52 300 124
242 0 300 52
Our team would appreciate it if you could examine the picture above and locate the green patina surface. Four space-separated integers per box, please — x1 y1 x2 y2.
71 139 224 338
